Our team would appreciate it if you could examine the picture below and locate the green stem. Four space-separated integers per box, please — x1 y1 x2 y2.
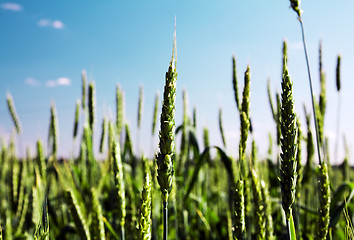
299 18 322 165
163 201 168 240
334 94 341 164
121 225 125 240
287 211 296 240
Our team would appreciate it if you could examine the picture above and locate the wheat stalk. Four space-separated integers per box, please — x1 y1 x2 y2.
156 30 177 240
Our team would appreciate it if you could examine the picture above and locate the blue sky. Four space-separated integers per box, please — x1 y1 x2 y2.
1 1 354 163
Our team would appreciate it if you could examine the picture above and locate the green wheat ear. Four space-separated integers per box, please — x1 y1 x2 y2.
65 189 91 240
111 138 126 239
290 0 302 17
267 79 276 122
36 140 46 182
316 162 330 240
156 30 177 240
234 179 245 240
99 118 107 153
48 102 58 158
139 156 152 240
138 85 144 129
282 40 288 77
91 188 105 240
88 81 96 133
239 65 251 174
251 169 266 240
73 99 80 139
6 93 22 134
156 36 177 203
152 91 159 136
280 65 298 220
81 70 87 109
219 108 227 148
336 55 341 92
232 55 241 111
116 84 124 137
261 180 274 240
192 107 197 128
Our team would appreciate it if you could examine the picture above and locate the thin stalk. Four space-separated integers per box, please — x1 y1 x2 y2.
121 226 125 240
163 201 168 240
299 19 322 165
286 214 296 240
334 95 341 165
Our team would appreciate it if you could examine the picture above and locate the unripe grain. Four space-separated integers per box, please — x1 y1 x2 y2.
156 43 177 203
280 66 298 220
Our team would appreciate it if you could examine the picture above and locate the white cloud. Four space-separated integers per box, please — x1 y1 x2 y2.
37 19 65 29
37 19 51 27
57 77 70 86
46 77 71 87
25 77 39 86
46 80 57 87
52 20 64 29
1 3 22 11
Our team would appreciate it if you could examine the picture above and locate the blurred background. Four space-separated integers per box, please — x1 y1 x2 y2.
1 0 354 164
